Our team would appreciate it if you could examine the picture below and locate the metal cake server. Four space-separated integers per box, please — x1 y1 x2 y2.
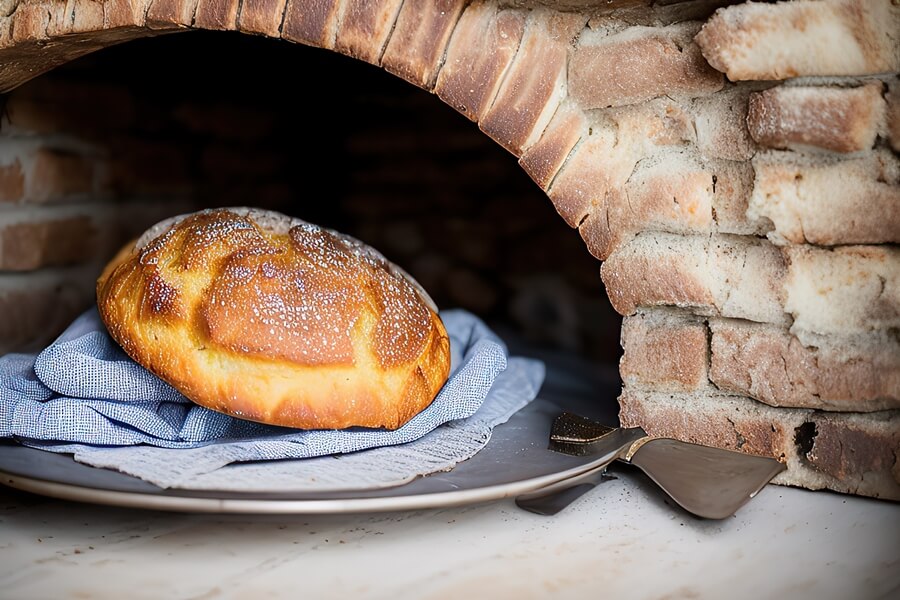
516 412 786 518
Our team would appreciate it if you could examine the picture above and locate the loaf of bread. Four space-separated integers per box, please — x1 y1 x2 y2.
96 208 451 430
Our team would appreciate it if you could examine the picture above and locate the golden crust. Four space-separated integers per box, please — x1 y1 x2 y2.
96 208 451 430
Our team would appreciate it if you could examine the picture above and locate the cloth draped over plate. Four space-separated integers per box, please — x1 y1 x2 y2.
0 309 544 490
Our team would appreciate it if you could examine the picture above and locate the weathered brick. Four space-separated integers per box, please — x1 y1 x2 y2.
382 0 467 89
0 213 97 271
519 100 586 191
620 309 710 392
888 80 900 153
479 10 583 155
334 0 404 65
696 0 900 81
103 0 152 28
194 0 240 30
238 0 288 37
45 0 105 36
0 266 99 354
0 159 25 202
570 23 723 109
281 0 340 48
749 150 900 245
783 244 900 338
547 123 638 230
710 318 899 412
29 148 96 203
747 83 885 154
600 232 788 325
707 159 765 236
690 86 755 161
8 2 51 44
434 2 527 122
582 154 715 259
147 0 200 29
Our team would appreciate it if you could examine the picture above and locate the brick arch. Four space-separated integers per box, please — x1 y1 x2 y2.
0 0 735 266
1 2 574 209
0 3 582 174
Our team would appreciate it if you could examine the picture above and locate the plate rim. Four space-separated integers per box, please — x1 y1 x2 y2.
1 454 610 514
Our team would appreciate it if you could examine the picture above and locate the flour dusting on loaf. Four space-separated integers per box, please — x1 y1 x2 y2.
97 208 451 430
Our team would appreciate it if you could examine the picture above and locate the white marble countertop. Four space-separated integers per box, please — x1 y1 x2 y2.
2 467 898 600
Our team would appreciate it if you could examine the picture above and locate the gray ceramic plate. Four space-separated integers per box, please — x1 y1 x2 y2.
0 348 621 514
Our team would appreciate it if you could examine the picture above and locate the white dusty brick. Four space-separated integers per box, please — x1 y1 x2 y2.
749 149 900 245
570 22 723 109
696 0 900 80
784 244 900 340
747 83 886 154
600 232 789 326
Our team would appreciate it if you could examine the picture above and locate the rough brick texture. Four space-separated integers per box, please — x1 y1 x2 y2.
281 0 341 48
194 0 240 30
434 2 527 122
620 309 710 392
600 232 788 326
747 83 885 154
710 318 900 412
690 86 755 161
146 0 200 29
238 0 288 37
570 22 723 109
696 0 900 80
519 100 586 192
334 0 404 65
619 389 900 500
749 150 900 246
382 0 467 90
783 244 900 339
479 10 583 155
596 153 715 257
885 80 900 153
547 125 636 231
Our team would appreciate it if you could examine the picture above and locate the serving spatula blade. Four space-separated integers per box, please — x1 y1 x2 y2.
627 438 786 519
516 412 786 519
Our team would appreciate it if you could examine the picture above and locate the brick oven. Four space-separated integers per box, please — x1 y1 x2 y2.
0 0 898 501
0 30 618 362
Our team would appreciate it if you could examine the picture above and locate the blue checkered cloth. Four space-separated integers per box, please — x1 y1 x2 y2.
0 308 510 459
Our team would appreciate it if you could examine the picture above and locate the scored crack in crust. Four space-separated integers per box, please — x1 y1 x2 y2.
96 207 451 430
